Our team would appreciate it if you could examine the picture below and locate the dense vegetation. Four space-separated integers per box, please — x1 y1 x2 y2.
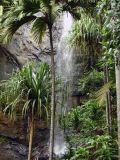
0 62 51 159
0 0 120 160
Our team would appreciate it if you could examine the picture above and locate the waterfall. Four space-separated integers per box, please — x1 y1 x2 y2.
57 12 73 80
54 12 73 156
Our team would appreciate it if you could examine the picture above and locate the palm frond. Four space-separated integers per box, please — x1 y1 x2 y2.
0 0 13 6
1 15 36 43
31 17 47 44
22 0 40 14
69 13 101 54
51 1 62 22
1 0 42 43
95 81 113 106
22 100 31 117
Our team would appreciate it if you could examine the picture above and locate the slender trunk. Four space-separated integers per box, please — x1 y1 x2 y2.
0 5 3 16
115 53 120 160
49 25 56 160
104 65 112 135
28 112 34 160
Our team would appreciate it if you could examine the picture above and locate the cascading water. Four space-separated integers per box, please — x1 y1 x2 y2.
54 12 73 157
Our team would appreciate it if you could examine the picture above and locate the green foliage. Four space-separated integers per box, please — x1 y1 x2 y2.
60 99 117 159
69 100 105 133
0 71 23 119
95 81 113 106
65 135 117 160
0 136 6 144
62 0 99 19
98 0 120 67
31 17 47 44
60 100 106 148
87 135 117 160
0 0 72 49
69 12 101 55
0 62 51 120
70 147 89 160
67 107 81 130
0 0 12 6
78 69 104 96
0 0 62 44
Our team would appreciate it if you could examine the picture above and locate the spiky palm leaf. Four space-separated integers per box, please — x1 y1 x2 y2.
69 13 101 54
0 62 51 120
0 71 23 120
2 15 36 43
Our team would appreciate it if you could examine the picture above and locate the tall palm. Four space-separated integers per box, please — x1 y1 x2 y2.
1 0 62 159
0 62 51 160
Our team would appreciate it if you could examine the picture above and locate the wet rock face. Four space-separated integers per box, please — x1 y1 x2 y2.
0 47 18 80
0 112 49 141
0 142 27 160
7 21 62 65
7 25 42 64
0 112 50 160
0 45 21 80
0 113 24 141
0 139 50 160
0 54 14 80
0 122 50 160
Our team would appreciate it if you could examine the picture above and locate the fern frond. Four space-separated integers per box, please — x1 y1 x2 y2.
95 81 112 106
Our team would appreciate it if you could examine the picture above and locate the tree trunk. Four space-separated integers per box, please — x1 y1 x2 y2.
104 65 112 135
28 112 34 160
115 53 120 160
49 25 56 160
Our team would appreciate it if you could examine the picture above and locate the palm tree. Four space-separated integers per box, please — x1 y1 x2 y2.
0 62 51 160
1 1 62 159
